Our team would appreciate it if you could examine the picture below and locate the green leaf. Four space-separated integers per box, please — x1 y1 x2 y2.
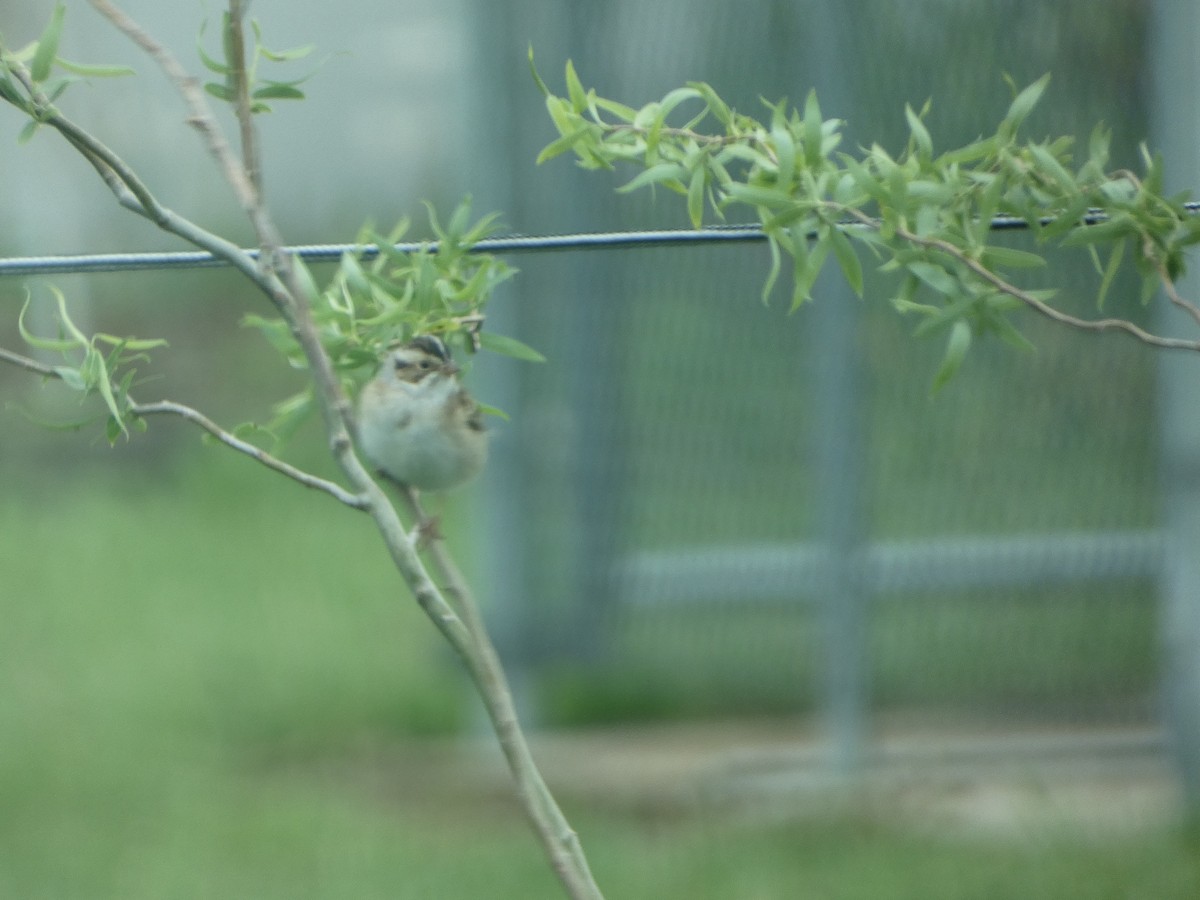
30 3 65 83
478 331 546 362
937 135 1000 167
253 83 305 100
687 166 706 228
828 225 863 297
689 81 732 127
802 89 823 169
978 246 1047 269
339 252 372 299
659 86 702 119
564 59 586 112
53 365 86 391
906 260 959 297
761 233 782 304
1096 239 1126 310
617 162 687 194
205 82 234 102
770 103 796 192
791 231 830 310
17 120 40 144
1038 193 1091 241
905 103 933 161
196 20 232 75
82 346 126 436
528 47 550 97
890 274 935 315
93 333 168 351
105 414 125 445
1002 73 1050 134
590 94 638 123
252 23 315 63
0 74 23 105
1086 122 1111 175
536 126 593 164
53 58 135 78
1059 215 1133 247
723 182 794 210
18 291 81 352
841 155 889 205
982 303 1036 352
1027 142 1075 195
931 319 971 392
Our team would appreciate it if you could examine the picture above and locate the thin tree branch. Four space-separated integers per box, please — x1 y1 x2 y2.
832 204 1200 352
75 4 604 897
87 0 261 217
0 346 58 376
1150 252 1200 330
403 489 602 899
132 400 368 508
226 2 264 198
0 346 367 508
1 51 269 290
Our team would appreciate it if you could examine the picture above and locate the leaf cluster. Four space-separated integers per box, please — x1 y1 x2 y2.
18 288 166 442
0 3 133 143
2 10 542 450
197 12 317 112
534 57 1200 384
242 199 531 439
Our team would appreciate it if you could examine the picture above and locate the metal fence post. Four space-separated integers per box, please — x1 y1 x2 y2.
791 0 869 773
1149 0 1200 815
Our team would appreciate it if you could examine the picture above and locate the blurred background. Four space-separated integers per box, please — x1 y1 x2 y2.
2 0 1198 897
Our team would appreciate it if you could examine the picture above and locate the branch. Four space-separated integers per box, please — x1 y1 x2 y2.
1151 252 1200 330
74 4 603 896
132 400 368 508
0 346 367 508
403 489 600 897
833 205 1200 352
0 52 268 290
87 0 261 217
573 96 1200 354
225 4 264 197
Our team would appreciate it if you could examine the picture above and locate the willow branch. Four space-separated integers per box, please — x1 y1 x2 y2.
77 4 602 897
226 2 264 197
832 204 1200 352
0 346 367 508
402 490 601 899
88 0 261 217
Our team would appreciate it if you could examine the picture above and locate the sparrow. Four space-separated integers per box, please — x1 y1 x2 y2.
356 335 488 492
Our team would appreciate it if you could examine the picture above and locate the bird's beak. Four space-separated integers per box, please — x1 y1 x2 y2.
441 360 461 376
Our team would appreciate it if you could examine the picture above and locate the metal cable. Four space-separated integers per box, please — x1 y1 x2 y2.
2 205 1198 278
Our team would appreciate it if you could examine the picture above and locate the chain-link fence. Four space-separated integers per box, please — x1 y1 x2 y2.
466 0 1190 777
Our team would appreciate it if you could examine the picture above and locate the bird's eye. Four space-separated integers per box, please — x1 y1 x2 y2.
419 359 433 369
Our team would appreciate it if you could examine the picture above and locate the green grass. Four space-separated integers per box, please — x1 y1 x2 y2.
0 264 1173 896
1 451 1189 897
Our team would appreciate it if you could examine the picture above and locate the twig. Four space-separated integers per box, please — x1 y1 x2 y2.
0 346 58 377
132 400 368 508
226 2 264 198
1149 250 1200 330
0 346 366 508
403 489 602 898
87 0 260 217
76 4 604 897
832 205 1200 352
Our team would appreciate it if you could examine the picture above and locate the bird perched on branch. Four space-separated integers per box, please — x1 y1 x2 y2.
356 335 487 492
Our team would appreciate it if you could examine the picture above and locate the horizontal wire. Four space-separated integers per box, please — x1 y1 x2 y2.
1 204 1198 278
0 225 769 277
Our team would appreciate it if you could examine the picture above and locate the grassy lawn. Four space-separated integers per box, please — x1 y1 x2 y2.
0 451 1194 897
